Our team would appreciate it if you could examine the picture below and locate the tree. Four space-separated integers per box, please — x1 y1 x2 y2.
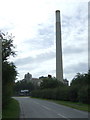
14 80 34 95
78 85 89 103
70 72 89 103
70 72 88 86
2 61 17 106
1 32 16 61
1 31 17 108
40 77 64 89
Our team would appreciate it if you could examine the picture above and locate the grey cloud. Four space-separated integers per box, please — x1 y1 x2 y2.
38 25 54 35
15 51 55 66
62 4 87 34
24 26 54 49
33 69 55 78
62 15 72 28
29 37 54 49
14 56 33 66
64 62 88 74
17 64 37 72
63 45 85 55
34 24 54 49
33 70 50 77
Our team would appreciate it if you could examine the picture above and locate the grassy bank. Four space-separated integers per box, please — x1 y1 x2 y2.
2 98 20 119
31 97 89 112
51 100 89 112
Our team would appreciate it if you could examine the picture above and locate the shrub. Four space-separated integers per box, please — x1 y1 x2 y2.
69 86 79 102
78 86 89 104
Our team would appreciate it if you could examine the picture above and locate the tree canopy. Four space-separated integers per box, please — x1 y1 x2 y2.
40 77 65 89
1 32 16 62
1 31 18 108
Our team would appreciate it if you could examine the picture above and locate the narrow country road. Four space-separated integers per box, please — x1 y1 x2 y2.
13 97 88 119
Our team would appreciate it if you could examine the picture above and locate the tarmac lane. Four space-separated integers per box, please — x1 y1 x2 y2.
13 97 89 119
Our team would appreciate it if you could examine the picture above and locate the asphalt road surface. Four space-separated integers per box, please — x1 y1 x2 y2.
13 97 88 119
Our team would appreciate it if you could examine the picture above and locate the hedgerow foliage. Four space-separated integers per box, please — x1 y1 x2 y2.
31 72 89 104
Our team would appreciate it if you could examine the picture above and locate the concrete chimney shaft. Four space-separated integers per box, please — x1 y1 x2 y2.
56 10 63 82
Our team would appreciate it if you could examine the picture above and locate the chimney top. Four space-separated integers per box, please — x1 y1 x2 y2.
56 10 60 12
56 10 60 22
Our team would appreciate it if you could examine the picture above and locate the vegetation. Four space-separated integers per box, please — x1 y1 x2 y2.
31 71 89 105
31 96 89 112
2 30 89 117
1 31 19 117
14 80 34 95
2 61 17 107
53 100 89 112
2 32 18 108
2 98 20 119
40 77 65 89
2 30 88 114
69 72 89 104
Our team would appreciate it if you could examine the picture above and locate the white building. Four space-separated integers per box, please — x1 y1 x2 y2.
23 73 42 86
24 73 32 83
31 78 42 86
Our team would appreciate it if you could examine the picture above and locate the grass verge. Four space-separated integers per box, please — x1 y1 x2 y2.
31 97 89 112
50 100 89 112
2 98 20 119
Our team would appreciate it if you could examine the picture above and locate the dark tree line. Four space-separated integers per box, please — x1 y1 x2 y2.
31 71 89 104
1 32 18 108
69 72 89 103
40 77 65 89
14 80 34 95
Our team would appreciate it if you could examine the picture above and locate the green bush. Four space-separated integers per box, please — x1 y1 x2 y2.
40 78 64 89
31 71 89 104
69 86 79 102
78 86 89 104
2 62 17 108
55 86 69 101
31 86 69 101
31 84 89 104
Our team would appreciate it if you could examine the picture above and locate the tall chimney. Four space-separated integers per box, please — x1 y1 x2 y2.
56 10 63 82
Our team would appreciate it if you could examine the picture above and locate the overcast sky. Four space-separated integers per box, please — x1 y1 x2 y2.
0 0 89 84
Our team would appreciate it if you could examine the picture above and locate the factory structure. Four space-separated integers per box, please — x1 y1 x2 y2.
20 10 68 86
56 10 63 83
22 72 42 86
21 72 68 86
55 10 69 85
